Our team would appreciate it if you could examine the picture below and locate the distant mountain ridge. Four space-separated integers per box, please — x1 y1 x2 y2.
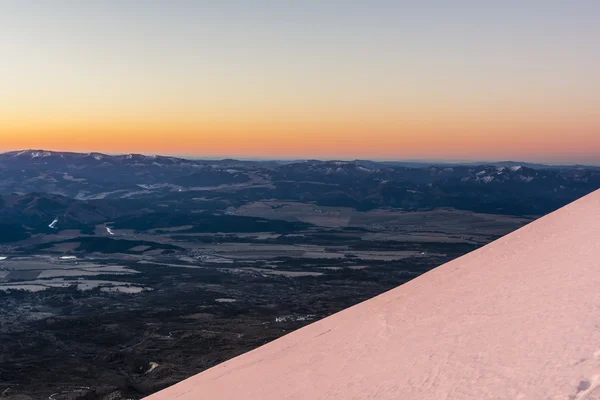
3 149 599 169
1 150 599 243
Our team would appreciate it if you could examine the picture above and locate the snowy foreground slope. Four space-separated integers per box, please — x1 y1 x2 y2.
146 190 600 400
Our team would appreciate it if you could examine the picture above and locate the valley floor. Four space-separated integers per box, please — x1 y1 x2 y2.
0 208 528 400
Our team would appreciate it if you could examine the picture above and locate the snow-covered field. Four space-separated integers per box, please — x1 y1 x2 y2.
0 278 147 293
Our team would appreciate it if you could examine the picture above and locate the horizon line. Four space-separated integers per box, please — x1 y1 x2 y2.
2 148 599 168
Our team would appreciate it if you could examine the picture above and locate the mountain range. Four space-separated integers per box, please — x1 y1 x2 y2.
1 150 599 243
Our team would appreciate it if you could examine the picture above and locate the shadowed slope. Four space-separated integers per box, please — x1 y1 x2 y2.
146 189 600 400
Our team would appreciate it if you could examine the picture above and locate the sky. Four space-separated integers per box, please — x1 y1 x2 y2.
0 1 599 163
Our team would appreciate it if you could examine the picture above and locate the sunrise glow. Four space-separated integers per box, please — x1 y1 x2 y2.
1 2 599 163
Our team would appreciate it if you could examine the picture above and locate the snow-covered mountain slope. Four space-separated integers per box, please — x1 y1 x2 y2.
146 189 600 400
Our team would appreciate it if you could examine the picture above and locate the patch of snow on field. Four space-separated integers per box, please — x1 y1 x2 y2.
275 315 316 323
215 298 237 303
101 286 146 294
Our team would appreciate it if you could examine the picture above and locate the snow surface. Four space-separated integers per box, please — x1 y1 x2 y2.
106 227 114 235
48 218 58 229
146 189 600 400
520 175 534 182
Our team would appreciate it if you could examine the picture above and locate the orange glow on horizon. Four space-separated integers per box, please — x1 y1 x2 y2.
2 110 599 163
2 3 599 164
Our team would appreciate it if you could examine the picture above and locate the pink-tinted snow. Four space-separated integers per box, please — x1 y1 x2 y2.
146 190 600 400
